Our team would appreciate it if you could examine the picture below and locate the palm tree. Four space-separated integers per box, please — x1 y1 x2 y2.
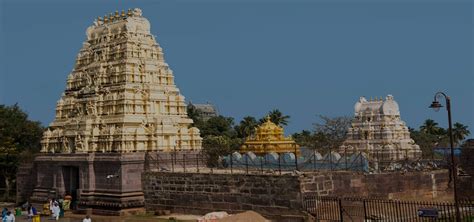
452 122 470 146
420 119 442 135
260 109 290 126
293 130 317 148
236 116 258 138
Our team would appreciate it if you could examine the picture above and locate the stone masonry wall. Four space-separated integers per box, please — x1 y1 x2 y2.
300 170 452 201
16 163 36 204
459 139 474 197
142 170 452 220
142 172 303 217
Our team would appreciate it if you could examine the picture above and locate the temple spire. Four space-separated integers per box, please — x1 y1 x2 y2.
41 9 202 153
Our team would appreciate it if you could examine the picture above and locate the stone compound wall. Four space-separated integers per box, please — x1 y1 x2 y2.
16 163 36 204
142 173 303 218
142 170 451 220
459 139 474 197
300 170 451 200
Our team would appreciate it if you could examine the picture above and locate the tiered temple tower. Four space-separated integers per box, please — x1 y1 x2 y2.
41 8 201 153
339 95 422 161
31 9 201 215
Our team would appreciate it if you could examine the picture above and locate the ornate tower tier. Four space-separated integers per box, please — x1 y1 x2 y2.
240 117 300 155
340 95 422 161
41 8 202 153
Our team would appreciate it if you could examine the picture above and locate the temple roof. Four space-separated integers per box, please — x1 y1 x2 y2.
256 116 284 136
189 103 218 115
240 117 299 154
354 94 400 116
86 8 151 41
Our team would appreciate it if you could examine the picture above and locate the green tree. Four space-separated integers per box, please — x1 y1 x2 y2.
202 135 241 167
0 104 43 200
420 119 442 135
259 109 290 126
409 120 470 159
410 129 439 158
313 115 352 152
417 119 450 149
235 116 258 138
292 130 314 147
192 115 242 167
186 103 203 127
199 116 237 138
292 115 351 153
452 122 470 146
312 131 331 151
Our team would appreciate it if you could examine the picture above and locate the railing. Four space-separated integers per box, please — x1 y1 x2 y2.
144 149 447 176
144 151 204 173
303 195 474 221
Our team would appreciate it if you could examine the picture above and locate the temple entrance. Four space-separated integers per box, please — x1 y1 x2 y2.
62 166 79 203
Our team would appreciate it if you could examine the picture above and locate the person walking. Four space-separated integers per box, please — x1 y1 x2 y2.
3 211 14 222
27 204 34 222
52 203 60 221
83 215 92 222
48 198 53 215
1 208 7 221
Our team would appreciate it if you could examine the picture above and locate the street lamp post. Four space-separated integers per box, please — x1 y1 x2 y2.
429 91 460 222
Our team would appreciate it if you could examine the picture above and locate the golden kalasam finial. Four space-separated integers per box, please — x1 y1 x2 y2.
115 10 119 18
127 9 133 16
121 10 126 17
109 13 114 21
265 116 271 122
103 15 109 23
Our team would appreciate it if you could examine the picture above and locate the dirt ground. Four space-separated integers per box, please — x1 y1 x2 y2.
1 202 273 222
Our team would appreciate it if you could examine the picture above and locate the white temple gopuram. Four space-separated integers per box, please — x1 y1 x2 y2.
339 95 422 161
30 9 204 215
41 8 202 153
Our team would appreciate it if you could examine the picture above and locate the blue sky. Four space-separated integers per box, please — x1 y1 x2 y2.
0 0 472 135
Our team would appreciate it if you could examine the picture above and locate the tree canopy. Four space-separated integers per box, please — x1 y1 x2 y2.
452 122 470 145
292 115 351 153
259 109 290 126
186 104 242 167
235 116 258 139
0 104 43 200
187 107 293 166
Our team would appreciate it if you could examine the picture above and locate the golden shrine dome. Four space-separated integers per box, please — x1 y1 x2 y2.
240 117 300 155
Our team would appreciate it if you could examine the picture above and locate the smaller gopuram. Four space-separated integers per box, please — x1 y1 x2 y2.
240 117 300 155
339 95 422 161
